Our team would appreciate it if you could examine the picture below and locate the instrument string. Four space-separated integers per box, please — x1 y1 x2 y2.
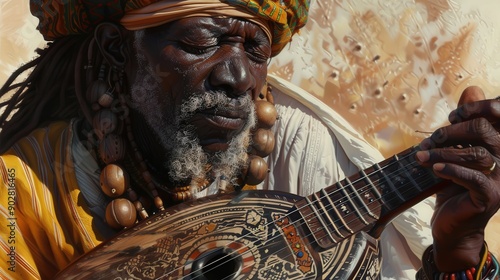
160 149 440 279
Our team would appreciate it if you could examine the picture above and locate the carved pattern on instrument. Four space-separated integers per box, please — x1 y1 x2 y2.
116 254 171 280
258 255 308 280
350 235 380 280
319 232 381 279
274 213 314 274
245 209 269 242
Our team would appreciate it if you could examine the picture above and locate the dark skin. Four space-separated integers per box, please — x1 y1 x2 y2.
95 19 499 273
125 17 270 183
416 86 500 271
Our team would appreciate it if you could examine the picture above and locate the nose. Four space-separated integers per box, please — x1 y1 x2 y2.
209 54 256 98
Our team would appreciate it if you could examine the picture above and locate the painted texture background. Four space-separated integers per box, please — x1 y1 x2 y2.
1 0 499 260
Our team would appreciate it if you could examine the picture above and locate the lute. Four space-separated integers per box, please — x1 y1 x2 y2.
56 146 446 279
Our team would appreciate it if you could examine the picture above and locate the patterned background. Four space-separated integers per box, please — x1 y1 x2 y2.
1 0 499 259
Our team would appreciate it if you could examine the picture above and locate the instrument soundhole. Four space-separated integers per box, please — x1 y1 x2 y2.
190 247 242 280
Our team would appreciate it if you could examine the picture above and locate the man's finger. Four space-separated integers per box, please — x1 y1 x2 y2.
458 86 485 106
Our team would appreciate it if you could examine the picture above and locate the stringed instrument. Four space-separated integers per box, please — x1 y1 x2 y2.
56 146 446 279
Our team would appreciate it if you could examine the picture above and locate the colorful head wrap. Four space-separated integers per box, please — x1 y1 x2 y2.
120 0 275 51
30 0 310 56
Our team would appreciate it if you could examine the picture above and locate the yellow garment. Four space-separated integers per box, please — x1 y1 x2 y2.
0 121 103 279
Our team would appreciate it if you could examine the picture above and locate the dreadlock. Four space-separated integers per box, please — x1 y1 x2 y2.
0 35 91 153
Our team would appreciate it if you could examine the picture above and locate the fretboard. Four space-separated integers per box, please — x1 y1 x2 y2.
294 146 446 249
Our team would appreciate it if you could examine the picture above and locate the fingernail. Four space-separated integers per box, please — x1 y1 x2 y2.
415 150 429 163
433 163 445 171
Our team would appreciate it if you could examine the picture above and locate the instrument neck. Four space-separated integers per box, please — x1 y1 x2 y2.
294 146 446 249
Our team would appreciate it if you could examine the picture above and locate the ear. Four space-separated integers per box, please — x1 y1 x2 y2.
94 22 130 67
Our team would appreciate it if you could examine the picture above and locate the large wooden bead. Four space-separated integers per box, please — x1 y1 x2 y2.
242 155 269 185
86 79 107 104
98 134 126 164
100 164 128 198
105 198 137 229
255 101 277 128
93 109 120 139
251 128 275 157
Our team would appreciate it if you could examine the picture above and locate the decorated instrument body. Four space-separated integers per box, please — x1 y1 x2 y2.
57 191 381 279
57 146 445 279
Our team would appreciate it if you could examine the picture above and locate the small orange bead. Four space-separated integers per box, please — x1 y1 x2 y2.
154 196 164 211
105 198 136 229
465 269 473 280
133 200 149 219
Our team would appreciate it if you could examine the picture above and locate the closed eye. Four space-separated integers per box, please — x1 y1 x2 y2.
179 42 218 55
245 45 270 63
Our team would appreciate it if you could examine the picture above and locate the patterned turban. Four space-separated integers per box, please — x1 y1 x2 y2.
30 0 310 56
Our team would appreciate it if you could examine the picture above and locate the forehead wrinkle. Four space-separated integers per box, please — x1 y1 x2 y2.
178 17 223 37
182 17 266 40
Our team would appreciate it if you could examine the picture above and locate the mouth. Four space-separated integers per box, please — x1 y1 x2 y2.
189 108 248 152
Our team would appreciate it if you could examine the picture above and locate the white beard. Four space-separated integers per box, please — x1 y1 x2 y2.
129 30 256 194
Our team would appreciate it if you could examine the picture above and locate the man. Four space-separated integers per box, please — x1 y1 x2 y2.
0 0 498 279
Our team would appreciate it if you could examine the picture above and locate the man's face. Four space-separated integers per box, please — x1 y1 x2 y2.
127 17 271 186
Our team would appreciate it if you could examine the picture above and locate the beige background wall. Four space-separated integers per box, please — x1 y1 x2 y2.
1 0 499 259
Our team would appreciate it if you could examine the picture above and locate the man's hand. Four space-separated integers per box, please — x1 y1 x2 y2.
415 86 500 271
